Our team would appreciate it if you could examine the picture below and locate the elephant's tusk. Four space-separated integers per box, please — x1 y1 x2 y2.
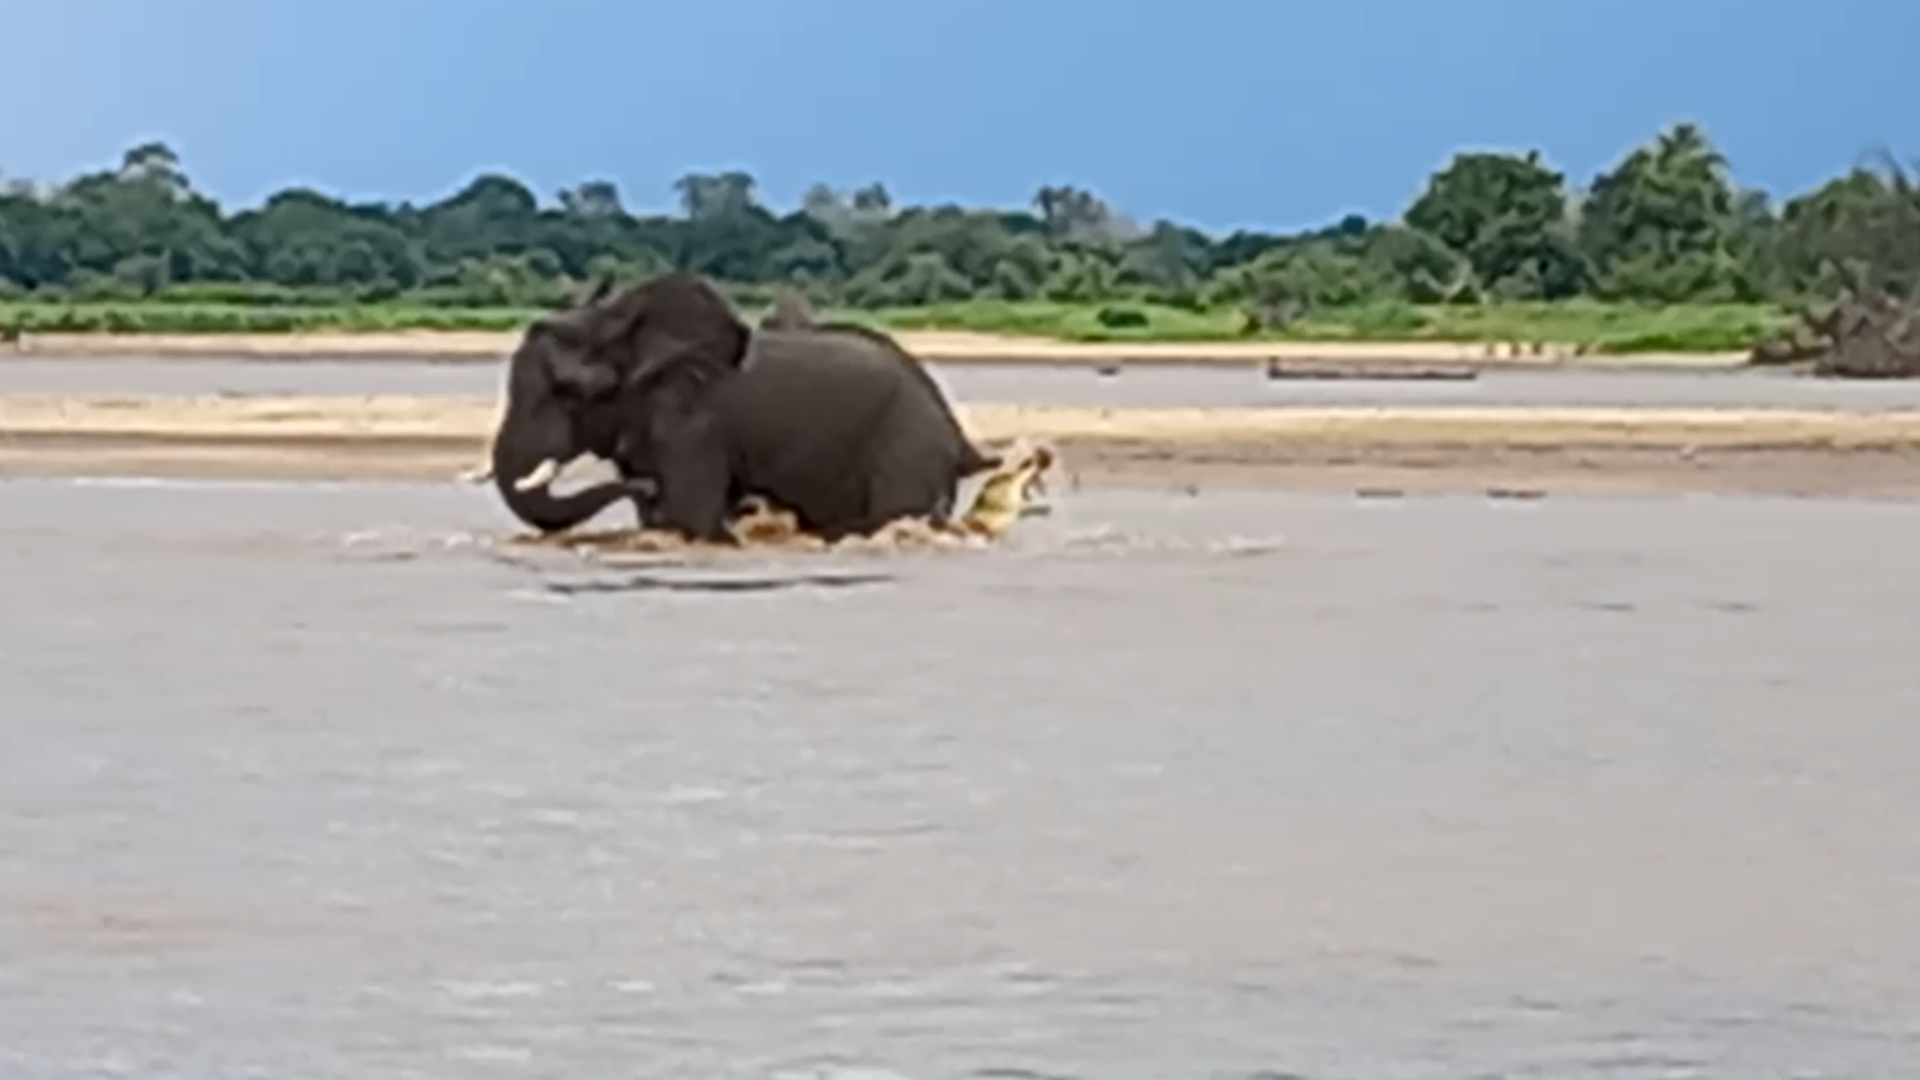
514 457 563 491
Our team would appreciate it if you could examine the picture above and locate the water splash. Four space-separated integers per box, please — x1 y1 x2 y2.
540 571 895 596
498 438 1066 564
322 442 1287 567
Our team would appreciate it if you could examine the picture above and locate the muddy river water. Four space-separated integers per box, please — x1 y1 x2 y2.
2 475 1918 1077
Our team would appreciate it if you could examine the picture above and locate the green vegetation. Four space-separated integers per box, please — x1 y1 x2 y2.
1 123 1914 353
0 296 1796 353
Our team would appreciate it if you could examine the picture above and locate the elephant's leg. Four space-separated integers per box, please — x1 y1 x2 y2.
853 412 966 533
649 411 736 544
860 463 956 535
613 461 662 529
607 427 669 529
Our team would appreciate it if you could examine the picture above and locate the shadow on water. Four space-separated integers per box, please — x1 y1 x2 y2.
540 570 897 596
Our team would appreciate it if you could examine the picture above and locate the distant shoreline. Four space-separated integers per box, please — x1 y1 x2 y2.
0 296 1791 363
5 394 1919 499
1 330 1753 370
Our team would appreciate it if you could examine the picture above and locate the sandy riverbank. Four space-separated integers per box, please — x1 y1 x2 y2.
5 393 1920 497
3 330 1752 369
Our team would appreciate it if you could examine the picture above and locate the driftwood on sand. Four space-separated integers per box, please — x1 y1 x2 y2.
1750 286 1920 378
1748 153 1920 378
1262 360 1479 382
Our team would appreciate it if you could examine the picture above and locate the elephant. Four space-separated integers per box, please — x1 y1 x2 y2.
504 271 1003 542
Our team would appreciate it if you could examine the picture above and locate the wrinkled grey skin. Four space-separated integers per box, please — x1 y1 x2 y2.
552 272 1001 542
751 290 972 461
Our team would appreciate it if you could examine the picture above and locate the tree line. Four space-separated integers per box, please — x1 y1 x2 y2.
1 122 1915 330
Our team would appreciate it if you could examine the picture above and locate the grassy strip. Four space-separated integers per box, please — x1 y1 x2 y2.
10 396 1918 450
0 299 1792 353
863 299 1792 352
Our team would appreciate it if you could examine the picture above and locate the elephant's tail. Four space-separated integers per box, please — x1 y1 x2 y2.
956 442 1002 479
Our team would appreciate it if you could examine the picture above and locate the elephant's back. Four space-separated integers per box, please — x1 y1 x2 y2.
729 330 907 433
742 328 906 385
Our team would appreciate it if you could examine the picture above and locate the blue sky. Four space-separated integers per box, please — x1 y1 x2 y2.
3 0 1915 232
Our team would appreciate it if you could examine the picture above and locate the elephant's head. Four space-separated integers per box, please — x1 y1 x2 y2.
483 279 647 531
579 270 753 395
485 272 751 532
485 322 633 532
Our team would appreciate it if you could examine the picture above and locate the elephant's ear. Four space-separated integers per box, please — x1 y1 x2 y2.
589 272 751 394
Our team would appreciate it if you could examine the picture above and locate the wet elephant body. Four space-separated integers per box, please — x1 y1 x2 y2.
643 326 997 541
491 272 999 540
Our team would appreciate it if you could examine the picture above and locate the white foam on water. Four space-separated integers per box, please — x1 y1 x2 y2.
1045 522 1291 557
1212 534 1289 556
658 785 729 805
772 1067 916 1080
447 1044 534 1065
434 979 549 1002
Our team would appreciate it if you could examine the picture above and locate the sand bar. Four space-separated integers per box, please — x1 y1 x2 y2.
4 330 1752 369
6 392 1920 498
4 394 1919 447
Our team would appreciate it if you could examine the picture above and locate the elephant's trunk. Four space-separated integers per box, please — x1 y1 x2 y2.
490 407 632 533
